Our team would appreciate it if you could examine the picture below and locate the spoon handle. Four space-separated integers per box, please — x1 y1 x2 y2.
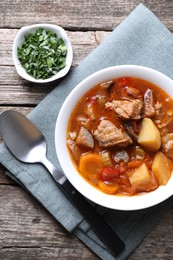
42 157 125 256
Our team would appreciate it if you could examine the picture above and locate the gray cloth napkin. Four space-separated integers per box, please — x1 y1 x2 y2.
1 3 173 259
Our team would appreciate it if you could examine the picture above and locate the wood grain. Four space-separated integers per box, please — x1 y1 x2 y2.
1 1 173 259
0 185 98 259
1 0 173 31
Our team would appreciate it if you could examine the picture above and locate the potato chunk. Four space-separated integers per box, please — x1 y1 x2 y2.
129 163 158 193
129 163 151 187
138 118 161 151
152 152 173 185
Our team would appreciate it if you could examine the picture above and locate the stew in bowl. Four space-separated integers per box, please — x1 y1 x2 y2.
55 65 173 210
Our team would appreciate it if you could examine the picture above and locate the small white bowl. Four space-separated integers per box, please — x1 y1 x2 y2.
55 65 173 211
12 24 73 83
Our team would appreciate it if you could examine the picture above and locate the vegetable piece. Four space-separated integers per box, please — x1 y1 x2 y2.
17 28 67 79
138 118 161 151
127 159 143 169
100 151 113 167
129 163 151 187
97 96 107 108
113 150 129 163
100 167 120 181
132 121 140 135
98 181 119 194
67 131 77 140
119 162 128 173
135 146 146 160
119 77 131 87
76 126 94 149
151 152 173 185
67 140 81 162
123 121 138 141
79 153 103 179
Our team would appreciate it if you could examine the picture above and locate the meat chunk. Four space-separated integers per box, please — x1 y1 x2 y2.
126 87 141 98
162 133 173 159
94 120 132 148
105 99 143 120
144 89 156 117
76 126 94 149
154 101 173 131
100 80 114 89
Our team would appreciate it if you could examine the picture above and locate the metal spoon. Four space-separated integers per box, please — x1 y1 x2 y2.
0 110 125 256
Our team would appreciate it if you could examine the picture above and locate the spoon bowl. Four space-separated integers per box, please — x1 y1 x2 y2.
0 110 47 163
0 110 64 181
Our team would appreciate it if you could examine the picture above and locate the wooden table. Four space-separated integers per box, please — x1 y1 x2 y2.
1 1 173 259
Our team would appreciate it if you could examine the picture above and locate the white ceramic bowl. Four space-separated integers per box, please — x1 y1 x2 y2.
55 65 173 211
12 24 73 83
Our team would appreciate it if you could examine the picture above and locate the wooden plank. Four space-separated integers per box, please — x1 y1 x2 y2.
1 1 173 31
0 182 173 259
0 107 32 115
0 82 54 105
0 185 98 259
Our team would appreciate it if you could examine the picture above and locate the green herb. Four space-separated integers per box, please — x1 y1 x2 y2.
17 28 67 80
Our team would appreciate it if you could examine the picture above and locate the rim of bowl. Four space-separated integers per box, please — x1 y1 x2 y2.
55 65 173 211
12 23 73 83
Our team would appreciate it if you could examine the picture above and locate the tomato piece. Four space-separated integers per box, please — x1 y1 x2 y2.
100 167 120 181
119 77 131 87
118 78 132 98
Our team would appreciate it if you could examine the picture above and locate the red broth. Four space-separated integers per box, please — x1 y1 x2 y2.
67 77 173 196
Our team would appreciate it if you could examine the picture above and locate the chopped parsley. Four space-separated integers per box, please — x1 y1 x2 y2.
17 28 67 80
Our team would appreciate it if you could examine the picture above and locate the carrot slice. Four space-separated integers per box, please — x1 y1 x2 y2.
79 153 103 179
127 159 143 169
98 181 119 194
